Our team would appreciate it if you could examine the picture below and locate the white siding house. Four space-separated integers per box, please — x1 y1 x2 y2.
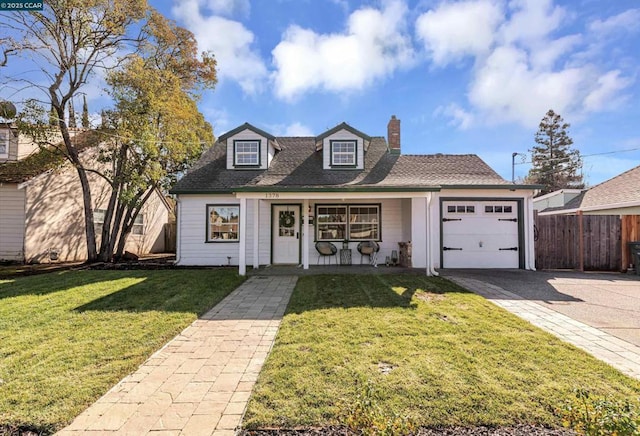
172 117 539 275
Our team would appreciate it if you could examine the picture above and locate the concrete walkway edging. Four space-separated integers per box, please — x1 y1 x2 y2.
447 275 640 380
57 275 297 436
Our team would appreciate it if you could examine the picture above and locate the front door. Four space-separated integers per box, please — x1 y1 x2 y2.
272 205 301 264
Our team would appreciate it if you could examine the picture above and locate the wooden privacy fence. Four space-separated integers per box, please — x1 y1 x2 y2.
534 213 627 271
622 215 640 270
164 222 176 253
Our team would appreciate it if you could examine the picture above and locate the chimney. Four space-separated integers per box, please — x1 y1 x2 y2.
387 115 400 154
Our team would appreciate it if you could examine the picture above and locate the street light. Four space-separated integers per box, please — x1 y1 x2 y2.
512 152 527 183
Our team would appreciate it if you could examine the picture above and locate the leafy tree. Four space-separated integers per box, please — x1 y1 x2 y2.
527 109 584 195
95 16 216 261
4 1 216 262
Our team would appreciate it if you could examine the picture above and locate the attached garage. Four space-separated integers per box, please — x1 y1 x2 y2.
441 199 523 269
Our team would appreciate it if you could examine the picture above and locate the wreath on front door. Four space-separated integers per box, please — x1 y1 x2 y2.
280 211 295 228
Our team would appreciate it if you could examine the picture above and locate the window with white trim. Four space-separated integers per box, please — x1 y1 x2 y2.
94 209 145 235
330 140 356 166
94 209 106 235
447 205 475 214
485 205 513 213
349 205 379 240
234 140 259 166
132 214 144 235
0 129 9 158
207 205 240 242
316 204 380 241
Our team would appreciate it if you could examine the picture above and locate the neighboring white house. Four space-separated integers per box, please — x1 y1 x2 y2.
170 116 540 276
536 165 640 216
0 124 171 263
533 189 584 212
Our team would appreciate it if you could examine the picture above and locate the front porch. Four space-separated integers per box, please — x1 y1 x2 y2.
235 192 439 276
246 264 421 276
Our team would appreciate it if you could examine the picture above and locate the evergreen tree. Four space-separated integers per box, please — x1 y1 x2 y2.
48 103 56 126
82 95 90 128
527 109 584 195
68 99 77 128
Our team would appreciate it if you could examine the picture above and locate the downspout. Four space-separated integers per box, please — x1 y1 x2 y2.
175 197 182 265
426 192 439 276
525 195 536 271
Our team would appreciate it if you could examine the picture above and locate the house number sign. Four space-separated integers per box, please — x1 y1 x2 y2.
265 193 280 199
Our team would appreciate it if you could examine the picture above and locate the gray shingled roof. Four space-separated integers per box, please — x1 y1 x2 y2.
543 164 640 212
170 136 512 193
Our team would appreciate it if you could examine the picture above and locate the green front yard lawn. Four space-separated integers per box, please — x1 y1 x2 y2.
0 269 244 434
244 274 640 431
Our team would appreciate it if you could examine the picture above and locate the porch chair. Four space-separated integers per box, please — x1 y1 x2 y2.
315 241 338 265
357 240 380 266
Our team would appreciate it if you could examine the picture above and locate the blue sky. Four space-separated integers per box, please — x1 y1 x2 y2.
4 0 640 185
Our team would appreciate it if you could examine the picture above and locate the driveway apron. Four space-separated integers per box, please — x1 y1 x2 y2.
57 275 297 436
443 270 640 380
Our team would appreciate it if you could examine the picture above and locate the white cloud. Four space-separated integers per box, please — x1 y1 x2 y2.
499 0 566 46
588 9 640 36
271 0 415 100
415 0 503 66
266 122 315 137
284 122 314 136
434 103 475 129
203 0 250 17
469 45 585 125
171 0 267 94
421 0 634 128
583 70 631 112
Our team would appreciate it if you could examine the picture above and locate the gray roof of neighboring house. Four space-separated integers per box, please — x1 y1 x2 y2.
544 164 640 212
0 130 99 184
171 135 515 194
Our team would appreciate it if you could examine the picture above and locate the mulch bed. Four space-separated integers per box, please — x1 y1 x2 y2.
240 425 575 435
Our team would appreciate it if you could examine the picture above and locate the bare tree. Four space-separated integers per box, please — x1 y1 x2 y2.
4 1 150 261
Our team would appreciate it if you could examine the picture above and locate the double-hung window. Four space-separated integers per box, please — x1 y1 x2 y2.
0 129 9 158
316 204 380 241
132 214 144 235
330 140 356 166
234 140 260 166
316 206 347 240
94 209 106 235
94 209 144 235
207 205 240 242
349 205 379 240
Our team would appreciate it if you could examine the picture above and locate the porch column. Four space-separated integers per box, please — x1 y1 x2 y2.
425 192 439 276
411 197 427 268
253 199 260 269
303 198 309 269
239 197 247 276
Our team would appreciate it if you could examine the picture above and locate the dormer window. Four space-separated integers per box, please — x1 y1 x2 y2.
0 129 9 158
330 140 356 167
234 140 260 167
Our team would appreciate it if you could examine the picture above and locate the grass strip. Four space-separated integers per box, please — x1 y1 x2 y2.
0 269 244 433
244 274 640 429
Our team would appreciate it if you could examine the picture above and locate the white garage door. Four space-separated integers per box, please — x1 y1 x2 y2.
442 200 520 268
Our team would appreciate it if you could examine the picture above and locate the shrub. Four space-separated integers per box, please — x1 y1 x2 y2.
559 388 639 435
341 379 416 436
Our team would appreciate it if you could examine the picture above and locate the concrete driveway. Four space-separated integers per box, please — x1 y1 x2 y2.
441 269 640 347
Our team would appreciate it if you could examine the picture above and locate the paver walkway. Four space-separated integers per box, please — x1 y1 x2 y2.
57 275 297 436
447 275 640 380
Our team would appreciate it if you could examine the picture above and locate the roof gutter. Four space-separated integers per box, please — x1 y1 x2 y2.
441 184 543 190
